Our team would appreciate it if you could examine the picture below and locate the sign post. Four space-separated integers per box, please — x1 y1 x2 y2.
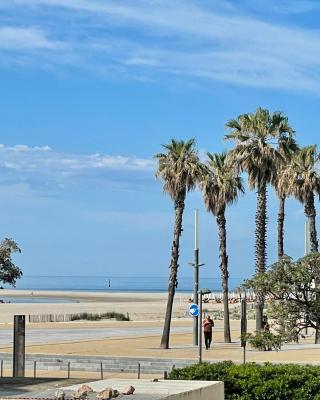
13 315 25 377
241 299 247 364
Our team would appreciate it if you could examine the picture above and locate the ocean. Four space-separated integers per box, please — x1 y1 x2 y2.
3 275 244 293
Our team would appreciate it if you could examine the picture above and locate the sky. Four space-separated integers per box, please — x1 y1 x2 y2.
0 0 319 284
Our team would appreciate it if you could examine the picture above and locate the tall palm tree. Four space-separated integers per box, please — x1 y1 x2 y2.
155 139 201 349
285 145 320 253
200 152 244 343
274 137 299 259
225 108 294 330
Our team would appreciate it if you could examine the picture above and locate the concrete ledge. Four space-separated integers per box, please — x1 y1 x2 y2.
64 378 224 400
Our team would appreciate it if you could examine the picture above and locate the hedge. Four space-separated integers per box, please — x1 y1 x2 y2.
169 361 320 399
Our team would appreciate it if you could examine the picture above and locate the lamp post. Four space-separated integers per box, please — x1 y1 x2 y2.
198 288 212 364
305 220 310 336
194 210 199 346
190 210 205 346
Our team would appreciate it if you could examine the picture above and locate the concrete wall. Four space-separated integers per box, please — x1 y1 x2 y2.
174 382 224 400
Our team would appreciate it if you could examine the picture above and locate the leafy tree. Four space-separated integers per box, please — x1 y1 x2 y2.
245 253 320 344
155 139 201 349
0 238 22 287
199 152 244 343
225 107 294 330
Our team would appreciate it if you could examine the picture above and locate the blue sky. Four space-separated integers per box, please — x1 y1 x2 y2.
0 0 319 283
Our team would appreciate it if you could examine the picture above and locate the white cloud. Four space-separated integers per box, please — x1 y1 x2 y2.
0 144 155 193
1 0 320 92
0 144 154 172
0 27 66 50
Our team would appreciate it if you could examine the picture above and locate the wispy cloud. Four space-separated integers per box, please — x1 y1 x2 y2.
243 0 320 14
1 0 320 92
0 26 65 50
0 144 154 171
0 144 155 192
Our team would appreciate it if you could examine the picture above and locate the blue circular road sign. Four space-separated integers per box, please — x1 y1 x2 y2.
189 303 199 317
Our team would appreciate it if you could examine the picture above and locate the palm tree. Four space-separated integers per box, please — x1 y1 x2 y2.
155 139 201 349
285 145 320 253
200 152 244 343
274 137 299 259
225 108 294 330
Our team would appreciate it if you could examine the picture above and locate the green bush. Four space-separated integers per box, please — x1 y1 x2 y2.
245 331 282 351
70 312 129 321
169 362 320 399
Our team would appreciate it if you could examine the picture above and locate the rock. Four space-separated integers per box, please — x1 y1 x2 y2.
72 390 87 399
96 388 113 400
81 385 94 393
152 379 159 382
122 386 135 395
73 385 93 399
54 389 65 400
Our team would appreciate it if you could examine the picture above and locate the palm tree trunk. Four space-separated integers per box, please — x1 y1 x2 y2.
216 207 231 343
305 192 318 253
304 192 320 343
160 195 185 349
278 196 285 259
255 180 267 331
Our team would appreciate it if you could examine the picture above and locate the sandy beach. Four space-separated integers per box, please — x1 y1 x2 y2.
0 289 228 324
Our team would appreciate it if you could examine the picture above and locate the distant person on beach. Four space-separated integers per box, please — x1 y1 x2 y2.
203 315 214 350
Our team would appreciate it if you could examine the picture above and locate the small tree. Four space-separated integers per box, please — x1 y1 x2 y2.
0 238 22 287
245 253 320 344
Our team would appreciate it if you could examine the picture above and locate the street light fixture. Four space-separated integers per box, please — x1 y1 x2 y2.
198 288 212 364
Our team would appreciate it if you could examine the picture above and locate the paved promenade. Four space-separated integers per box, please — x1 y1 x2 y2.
0 326 191 346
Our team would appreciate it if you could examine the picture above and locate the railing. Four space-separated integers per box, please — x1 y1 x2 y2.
0 357 183 380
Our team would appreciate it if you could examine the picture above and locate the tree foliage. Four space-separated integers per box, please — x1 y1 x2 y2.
0 238 22 287
244 253 320 342
155 138 201 200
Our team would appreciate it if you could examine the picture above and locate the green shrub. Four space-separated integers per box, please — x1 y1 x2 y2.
70 312 129 321
169 362 320 399
245 331 282 351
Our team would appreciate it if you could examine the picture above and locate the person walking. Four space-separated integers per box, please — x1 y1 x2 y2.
203 315 214 350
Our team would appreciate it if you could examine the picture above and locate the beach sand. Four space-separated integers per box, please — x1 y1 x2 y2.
0 289 227 323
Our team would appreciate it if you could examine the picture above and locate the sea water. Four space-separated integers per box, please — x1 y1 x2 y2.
3 275 244 293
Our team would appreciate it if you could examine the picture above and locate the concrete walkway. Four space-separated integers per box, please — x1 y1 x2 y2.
0 326 191 347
